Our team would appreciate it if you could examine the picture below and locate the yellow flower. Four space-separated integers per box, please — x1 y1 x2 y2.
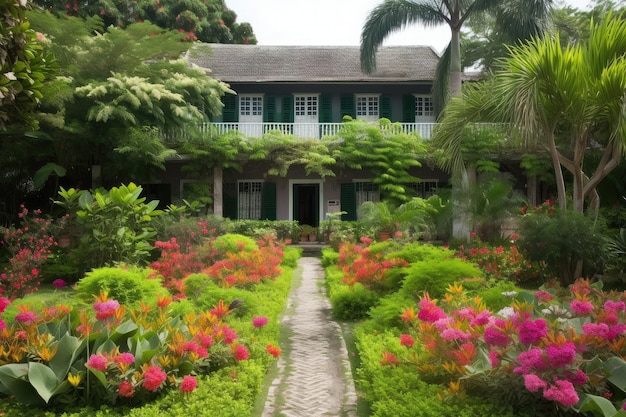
68 372 82 387
37 345 58 362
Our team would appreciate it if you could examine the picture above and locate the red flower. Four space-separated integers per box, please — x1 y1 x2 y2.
179 375 197 393
142 365 167 391
266 344 281 358
399 334 414 348
118 381 135 397
233 344 249 361
380 352 399 366
252 316 268 328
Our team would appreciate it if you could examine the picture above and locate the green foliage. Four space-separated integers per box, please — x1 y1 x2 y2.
0 2 57 130
211 233 257 255
386 242 454 264
54 183 162 270
280 246 301 269
367 292 416 330
517 209 607 285
230 220 301 242
400 258 483 300
184 274 256 318
75 266 166 305
321 247 339 267
330 283 380 320
474 281 520 311
355 329 521 417
327 119 427 204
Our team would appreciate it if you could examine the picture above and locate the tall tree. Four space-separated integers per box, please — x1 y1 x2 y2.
360 0 553 108
30 0 257 44
433 15 626 215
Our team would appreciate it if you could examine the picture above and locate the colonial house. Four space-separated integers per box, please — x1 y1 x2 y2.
156 44 451 226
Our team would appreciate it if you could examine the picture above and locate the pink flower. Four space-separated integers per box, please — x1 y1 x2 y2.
582 322 609 338
484 326 510 347
399 334 414 348
514 347 545 374
220 326 238 344
93 299 120 320
543 380 579 407
535 290 554 303
0 297 10 313
417 298 447 323
605 300 626 313
252 316 268 328
196 333 213 348
52 279 67 288
15 311 37 325
570 300 594 315
179 375 197 393
114 353 135 366
233 344 249 361
488 350 500 367
441 328 471 341
523 374 547 392
118 380 135 397
142 365 167 391
518 318 548 345
546 342 576 368
87 354 108 372
470 310 491 326
607 323 626 340
182 341 200 353
0 319 5 330
564 369 588 386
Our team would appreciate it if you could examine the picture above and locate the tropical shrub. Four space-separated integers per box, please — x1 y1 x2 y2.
75 266 167 306
399 258 483 300
330 283 380 320
0 205 62 298
230 220 300 241
54 184 162 271
0 291 258 408
153 215 226 251
387 279 626 416
337 237 408 292
457 234 543 283
517 201 607 285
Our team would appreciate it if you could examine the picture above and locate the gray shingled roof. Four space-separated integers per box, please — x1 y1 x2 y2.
186 44 440 83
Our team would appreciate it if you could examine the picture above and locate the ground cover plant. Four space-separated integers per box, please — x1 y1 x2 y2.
0 197 299 416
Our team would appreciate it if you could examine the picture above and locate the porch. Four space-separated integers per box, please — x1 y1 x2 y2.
207 122 437 139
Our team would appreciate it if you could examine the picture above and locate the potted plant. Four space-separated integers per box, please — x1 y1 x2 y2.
299 224 317 242
357 201 397 241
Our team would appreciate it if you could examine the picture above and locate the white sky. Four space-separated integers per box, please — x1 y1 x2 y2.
225 0 596 54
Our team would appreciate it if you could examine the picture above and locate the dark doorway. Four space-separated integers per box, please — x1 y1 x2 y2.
293 183 319 227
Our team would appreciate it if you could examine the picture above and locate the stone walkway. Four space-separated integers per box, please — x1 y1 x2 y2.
262 257 357 417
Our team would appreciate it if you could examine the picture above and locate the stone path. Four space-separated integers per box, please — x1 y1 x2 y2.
262 256 357 417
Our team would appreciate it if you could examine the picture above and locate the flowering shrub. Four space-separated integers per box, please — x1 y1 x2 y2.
149 238 204 294
386 280 626 415
457 234 543 283
0 290 259 407
0 205 61 298
337 237 408 291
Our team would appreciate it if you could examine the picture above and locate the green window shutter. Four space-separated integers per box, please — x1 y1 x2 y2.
381 95 392 120
223 182 238 220
265 95 277 122
281 95 294 123
340 182 357 221
402 94 416 123
319 94 333 123
260 182 277 220
222 94 238 122
340 94 355 119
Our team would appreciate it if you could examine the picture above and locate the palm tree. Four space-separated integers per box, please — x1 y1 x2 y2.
433 15 626 215
360 0 554 107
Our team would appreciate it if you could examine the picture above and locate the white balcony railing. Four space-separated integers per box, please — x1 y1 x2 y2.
203 122 437 139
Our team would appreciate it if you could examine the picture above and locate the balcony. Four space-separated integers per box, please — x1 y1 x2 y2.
204 122 437 139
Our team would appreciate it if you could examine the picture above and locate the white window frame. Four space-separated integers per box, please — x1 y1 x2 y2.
294 95 318 117
414 95 434 119
239 94 263 117
238 180 263 220
356 94 379 121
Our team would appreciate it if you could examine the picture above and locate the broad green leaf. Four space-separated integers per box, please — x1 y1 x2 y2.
605 357 626 392
33 162 66 190
578 394 617 416
28 362 59 403
0 364 44 405
49 334 86 381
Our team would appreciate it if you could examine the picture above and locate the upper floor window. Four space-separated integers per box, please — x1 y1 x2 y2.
356 94 379 120
415 95 434 118
240 95 263 117
295 95 318 117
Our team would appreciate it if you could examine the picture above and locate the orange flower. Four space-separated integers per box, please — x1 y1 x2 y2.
266 344 281 358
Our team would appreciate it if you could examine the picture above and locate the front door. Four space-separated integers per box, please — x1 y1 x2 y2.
292 183 320 227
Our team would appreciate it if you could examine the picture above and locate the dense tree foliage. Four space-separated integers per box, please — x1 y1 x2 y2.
30 0 256 44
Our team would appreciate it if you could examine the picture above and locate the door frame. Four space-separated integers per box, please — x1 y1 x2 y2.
288 179 324 224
